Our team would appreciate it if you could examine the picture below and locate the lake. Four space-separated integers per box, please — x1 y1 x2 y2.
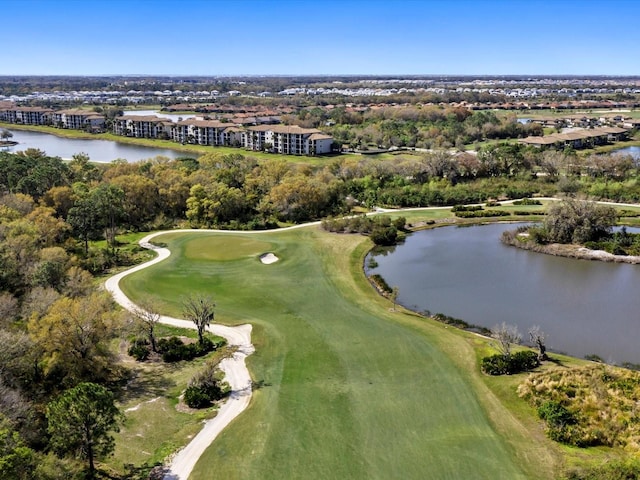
1 129 191 163
367 223 640 364
612 145 640 160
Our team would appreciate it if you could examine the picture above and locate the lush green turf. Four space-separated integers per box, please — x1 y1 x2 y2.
120 226 556 479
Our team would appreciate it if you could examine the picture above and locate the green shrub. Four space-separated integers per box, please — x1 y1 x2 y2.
370 226 398 246
184 386 212 408
156 336 217 362
369 274 392 293
617 209 640 218
538 400 576 428
185 357 230 408
451 205 483 212
128 339 150 361
392 216 407 230
537 400 581 445
481 350 540 375
431 313 491 335
513 198 542 206
564 459 640 480
512 210 545 216
455 209 511 218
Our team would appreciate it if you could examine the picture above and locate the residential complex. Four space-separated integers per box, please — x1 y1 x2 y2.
0 103 335 156
0 104 105 131
112 114 334 155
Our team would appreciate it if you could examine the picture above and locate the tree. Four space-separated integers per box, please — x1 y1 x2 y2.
131 301 161 353
68 153 99 183
46 382 122 477
0 129 13 143
491 322 521 357
182 294 215 346
92 183 125 247
529 325 548 361
186 182 252 227
544 198 616 244
110 174 160 227
28 293 118 386
0 415 36 480
67 184 100 255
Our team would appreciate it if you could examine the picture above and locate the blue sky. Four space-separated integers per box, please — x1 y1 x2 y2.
3 0 639 76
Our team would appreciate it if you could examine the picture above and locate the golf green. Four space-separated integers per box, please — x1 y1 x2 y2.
120 227 539 479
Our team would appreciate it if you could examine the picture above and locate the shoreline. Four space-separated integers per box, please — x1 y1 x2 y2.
501 229 640 264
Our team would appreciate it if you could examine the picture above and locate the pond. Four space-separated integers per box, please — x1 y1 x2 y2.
367 223 640 364
1 129 191 163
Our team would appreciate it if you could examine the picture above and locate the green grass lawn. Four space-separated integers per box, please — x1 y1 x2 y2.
119 226 557 479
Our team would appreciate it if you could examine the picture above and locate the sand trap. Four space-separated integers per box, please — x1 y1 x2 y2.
260 252 279 264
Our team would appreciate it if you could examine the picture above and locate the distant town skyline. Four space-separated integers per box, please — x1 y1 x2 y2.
4 0 639 76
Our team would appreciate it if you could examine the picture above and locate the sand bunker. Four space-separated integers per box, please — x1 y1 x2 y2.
260 252 279 264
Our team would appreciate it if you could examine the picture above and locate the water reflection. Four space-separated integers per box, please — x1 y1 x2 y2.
2 129 192 163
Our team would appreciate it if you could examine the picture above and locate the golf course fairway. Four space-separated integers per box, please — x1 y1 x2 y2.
119 226 553 479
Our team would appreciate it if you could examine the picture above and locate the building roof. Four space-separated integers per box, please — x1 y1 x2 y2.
247 125 324 135
116 115 173 124
56 109 100 116
518 136 559 145
176 119 235 128
308 133 333 141
15 106 54 113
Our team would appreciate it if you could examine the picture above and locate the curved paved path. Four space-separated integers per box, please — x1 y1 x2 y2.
105 231 255 480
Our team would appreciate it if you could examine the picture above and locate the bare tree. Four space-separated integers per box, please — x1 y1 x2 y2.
491 322 521 357
0 129 12 143
0 292 19 326
529 325 548 361
182 294 216 346
132 301 161 353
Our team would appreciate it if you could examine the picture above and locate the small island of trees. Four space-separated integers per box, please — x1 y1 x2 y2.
502 198 640 260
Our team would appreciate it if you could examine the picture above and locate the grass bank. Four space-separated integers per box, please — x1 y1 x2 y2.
119 225 555 479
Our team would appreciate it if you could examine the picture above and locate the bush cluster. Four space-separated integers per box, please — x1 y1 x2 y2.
537 400 584 445
512 198 542 206
451 205 483 212
127 339 150 361
369 274 392 294
564 459 640 480
584 227 640 256
617 209 640 218
512 210 545 216
430 313 491 335
184 358 230 409
454 209 511 218
518 365 640 449
322 215 406 246
152 336 223 363
481 350 540 375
